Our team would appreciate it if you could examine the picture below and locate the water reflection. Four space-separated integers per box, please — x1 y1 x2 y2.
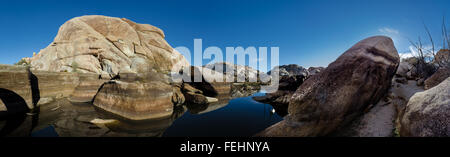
97 105 187 137
163 92 283 137
1 92 283 137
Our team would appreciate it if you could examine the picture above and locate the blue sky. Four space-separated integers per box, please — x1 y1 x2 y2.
0 0 449 68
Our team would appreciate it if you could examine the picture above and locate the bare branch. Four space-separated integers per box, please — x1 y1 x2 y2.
443 17 450 49
423 22 435 56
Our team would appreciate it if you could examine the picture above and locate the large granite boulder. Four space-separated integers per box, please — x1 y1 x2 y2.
424 67 450 90
400 77 450 137
258 36 400 137
92 72 177 120
30 15 189 75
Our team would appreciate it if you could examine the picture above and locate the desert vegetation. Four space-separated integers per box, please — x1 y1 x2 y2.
406 17 450 79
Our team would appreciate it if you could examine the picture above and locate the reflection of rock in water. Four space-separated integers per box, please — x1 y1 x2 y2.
253 93 289 117
29 98 189 137
46 100 108 137
95 105 187 137
231 83 260 98
0 88 30 136
186 93 232 115
268 103 288 117
0 68 41 137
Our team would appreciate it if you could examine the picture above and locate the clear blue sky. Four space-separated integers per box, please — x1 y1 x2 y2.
1 0 449 68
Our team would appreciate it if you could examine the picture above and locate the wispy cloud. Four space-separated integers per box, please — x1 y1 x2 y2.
399 45 437 59
378 27 400 35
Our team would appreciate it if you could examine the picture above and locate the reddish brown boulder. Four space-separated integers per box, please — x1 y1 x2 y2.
424 67 450 90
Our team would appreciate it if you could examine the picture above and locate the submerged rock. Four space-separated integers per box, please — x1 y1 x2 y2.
184 92 210 105
90 118 118 125
400 77 450 137
37 97 54 106
258 36 400 137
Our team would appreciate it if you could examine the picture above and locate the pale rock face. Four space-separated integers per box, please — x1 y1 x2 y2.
268 64 309 77
401 77 450 137
30 15 189 75
396 62 412 77
204 62 265 82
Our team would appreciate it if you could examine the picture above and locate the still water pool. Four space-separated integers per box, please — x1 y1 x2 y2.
163 93 283 137
1 93 284 137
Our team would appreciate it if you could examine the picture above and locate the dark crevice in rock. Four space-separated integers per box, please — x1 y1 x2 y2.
0 67 40 137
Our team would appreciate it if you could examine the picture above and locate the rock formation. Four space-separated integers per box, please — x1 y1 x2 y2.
257 36 400 137
68 73 109 103
307 67 325 76
0 65 34 116
92 72 178 120
396 62 413 78
424 67 450 89
252 74 307 116
0 64 104 117
253 64 314 113
400 77 450 137
268 64 309 77
30 15 189 75
185 66 232 97
204 62 269 82
433 49 449 67
3 15 193 121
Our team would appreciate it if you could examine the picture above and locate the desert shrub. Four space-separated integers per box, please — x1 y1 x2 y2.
407 18 450 78
408 38 437 79
14 58 29 66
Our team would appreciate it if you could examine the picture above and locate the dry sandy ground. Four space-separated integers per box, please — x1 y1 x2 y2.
335 79 424 137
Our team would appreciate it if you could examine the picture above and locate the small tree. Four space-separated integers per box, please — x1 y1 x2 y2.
14 58 29 66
